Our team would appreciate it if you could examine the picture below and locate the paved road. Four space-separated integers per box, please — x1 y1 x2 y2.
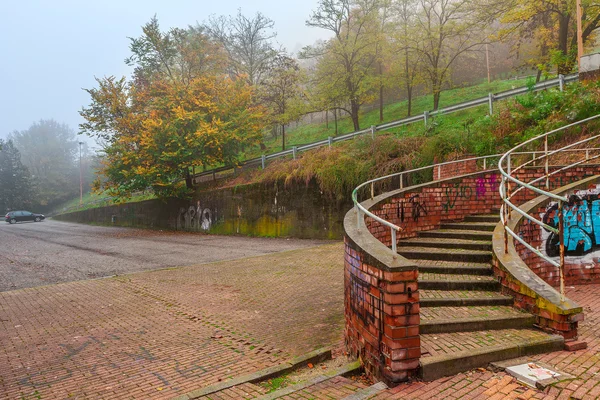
0 219 329 291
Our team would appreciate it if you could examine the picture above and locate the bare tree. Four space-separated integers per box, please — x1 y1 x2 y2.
204 10 279 85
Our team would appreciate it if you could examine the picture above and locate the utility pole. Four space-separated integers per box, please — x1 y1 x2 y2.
486 44 491 83
576 0 584 70
79 142 84 206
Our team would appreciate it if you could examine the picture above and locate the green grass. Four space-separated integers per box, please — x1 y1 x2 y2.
240 77 530 160
51 190 156 215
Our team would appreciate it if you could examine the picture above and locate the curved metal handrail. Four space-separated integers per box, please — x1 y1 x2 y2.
498 114 600 301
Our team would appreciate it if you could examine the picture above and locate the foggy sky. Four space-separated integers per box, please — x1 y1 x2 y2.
0 0 328 141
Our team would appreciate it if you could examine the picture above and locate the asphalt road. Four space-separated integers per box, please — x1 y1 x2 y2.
0 219 329 292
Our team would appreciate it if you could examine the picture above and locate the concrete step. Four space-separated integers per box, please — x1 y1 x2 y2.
340 382 388 400
418 229 493 241
398 247 492 263
419 273 499 290
416 261 493 276
398 237 492 252
440 221 497 232
464 214 501 223
420 289 513 307
420 305 536 334
420 329 564 381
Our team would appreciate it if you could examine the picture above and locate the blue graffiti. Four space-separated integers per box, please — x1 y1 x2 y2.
543 194 600 257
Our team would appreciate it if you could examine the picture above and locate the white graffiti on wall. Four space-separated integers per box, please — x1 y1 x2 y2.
178 201 213 231
540 185 600 265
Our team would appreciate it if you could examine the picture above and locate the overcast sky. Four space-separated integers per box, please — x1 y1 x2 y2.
0 0 328 140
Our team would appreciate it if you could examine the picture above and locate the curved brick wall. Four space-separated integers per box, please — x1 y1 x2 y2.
345 164 600 384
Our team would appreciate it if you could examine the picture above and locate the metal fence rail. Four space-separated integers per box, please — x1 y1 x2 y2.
498 114 600 302
194 74 578 184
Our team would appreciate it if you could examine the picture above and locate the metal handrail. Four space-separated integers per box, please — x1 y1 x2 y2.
194 74 578 183
498 114 600 302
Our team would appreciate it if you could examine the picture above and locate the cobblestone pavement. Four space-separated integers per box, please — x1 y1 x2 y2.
370 284 600 400
0 220 327 291
0 242 345 400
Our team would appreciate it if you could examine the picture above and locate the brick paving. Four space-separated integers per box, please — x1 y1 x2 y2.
0 243 345 400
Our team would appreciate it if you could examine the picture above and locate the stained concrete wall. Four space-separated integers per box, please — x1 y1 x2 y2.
54 180 351 240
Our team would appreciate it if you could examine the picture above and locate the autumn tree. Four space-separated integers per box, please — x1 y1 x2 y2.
204 10 279 86
492 0 600 75
260 55 306 150
304 0 383 131
80 19 266 200
0 140 35 212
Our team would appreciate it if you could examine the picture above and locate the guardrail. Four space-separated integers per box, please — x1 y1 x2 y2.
194 73 579 184
498 114 600 302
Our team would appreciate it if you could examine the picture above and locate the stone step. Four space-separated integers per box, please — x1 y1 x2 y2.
420 289 513 307
415 260 493 276
464 214 501 223
418 229 493 241
420 329 564 381
398 237 492 251
420 305 536 334
440 221 497 232
340 382 388 400
419 273 499 290
398 247 492 263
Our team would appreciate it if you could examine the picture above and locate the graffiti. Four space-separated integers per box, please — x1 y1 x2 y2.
177 200 213 231
475 174 498 199
409 194 427 222
398 194 427 223
542 186 600 257
442 183 473 211
349 274 377 325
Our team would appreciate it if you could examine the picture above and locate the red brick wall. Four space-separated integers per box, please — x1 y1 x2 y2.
433 158 478 180
344 237 419 385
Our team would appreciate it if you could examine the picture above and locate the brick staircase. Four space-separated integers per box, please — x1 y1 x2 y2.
397 213 564 380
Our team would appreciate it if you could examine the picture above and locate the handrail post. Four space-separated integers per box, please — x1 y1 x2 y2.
371 125 376 139
261 155 266 169
400 172 404 189
356 205 362 231
559 74 564 92
488 93 494 115
545 136 549 189
558 199 565 302
506 154 512 221
483 158 487 170
293 146 298 160
328 136 333 148
371 182 374 201
424 111 429 127
391 228 397 254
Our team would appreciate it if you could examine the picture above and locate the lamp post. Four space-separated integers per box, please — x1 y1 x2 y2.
79 142 84 206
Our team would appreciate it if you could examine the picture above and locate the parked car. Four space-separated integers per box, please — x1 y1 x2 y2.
4 211 45 224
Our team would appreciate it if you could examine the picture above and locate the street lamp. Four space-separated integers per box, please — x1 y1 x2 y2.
79 142 84 206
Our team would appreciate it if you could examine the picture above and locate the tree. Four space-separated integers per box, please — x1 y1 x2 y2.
304 0 382 131
414 0 490 110
260 55 306 150
0 140 35 212
494 0 600 74
204 10 279 86
9 120 79 207
81 75 265 199
390 0 423 117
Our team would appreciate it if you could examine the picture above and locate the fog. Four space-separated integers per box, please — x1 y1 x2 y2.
0 0 327 140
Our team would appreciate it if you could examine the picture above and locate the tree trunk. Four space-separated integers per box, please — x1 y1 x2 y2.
185 170 193 189
536 69 542 83
406 84 413 117
433 85 441 111
379 62 384 122
325 109 329 129
282 124 286 151
557 13 572 74
334 108 338 135
350 100 360 131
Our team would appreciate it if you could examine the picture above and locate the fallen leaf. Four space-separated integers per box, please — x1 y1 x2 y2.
308 363 314 369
